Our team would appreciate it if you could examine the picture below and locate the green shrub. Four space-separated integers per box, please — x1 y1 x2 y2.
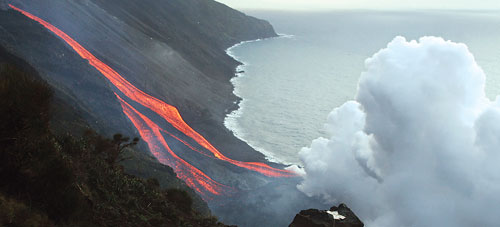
0 190 53 226
166 188 194 213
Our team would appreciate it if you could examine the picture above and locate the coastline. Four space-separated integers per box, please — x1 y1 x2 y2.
224 34 297 166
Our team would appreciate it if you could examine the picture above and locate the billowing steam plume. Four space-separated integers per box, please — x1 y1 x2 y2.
299 36 500 226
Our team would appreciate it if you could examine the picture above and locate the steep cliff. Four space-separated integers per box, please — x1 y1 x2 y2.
0 0 279 179
0 1 314 226
0 41 211 220
0 54 230 226
1 0 276 148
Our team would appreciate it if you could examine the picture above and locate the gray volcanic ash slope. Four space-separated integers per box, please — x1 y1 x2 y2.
0 0 321 226
1 0 276 162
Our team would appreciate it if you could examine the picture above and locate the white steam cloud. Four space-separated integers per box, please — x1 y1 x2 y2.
298 36 500 227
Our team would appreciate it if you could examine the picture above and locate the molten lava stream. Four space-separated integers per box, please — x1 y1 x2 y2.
116 94 232 199
160 126 296 176
9 4 296 178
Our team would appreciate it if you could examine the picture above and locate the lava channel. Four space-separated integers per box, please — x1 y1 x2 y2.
117 94 232 199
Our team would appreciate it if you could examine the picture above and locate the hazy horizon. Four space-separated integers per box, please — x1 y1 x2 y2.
215 0 500 11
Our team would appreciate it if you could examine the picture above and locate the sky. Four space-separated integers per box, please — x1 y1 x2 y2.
215 0 500 10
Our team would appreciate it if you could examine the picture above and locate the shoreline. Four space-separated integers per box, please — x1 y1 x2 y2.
224 34 299 166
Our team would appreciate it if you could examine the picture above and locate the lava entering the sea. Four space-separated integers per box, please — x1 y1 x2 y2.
9 3 296 197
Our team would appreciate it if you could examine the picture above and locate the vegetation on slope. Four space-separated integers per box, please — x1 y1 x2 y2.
0 63 228 226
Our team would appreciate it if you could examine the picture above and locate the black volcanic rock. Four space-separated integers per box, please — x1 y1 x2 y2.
289 204 364 227
290 209 335 227
330 204 364 227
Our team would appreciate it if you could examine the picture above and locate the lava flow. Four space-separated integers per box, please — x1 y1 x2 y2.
10 3 295 184
117 94 231 198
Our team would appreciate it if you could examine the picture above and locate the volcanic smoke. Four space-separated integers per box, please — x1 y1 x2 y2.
299 36 500 226
9 4 295 199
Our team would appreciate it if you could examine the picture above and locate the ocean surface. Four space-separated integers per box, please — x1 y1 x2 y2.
225 10 500 165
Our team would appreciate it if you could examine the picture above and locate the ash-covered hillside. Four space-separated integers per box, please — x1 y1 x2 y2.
0 51 228 226
0 0 276 157
0 0 280 193
0 1 322 226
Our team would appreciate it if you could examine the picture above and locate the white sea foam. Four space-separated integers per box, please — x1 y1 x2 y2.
224 34 296 165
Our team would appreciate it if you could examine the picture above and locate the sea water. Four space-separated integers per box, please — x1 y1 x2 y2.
225 10 500 165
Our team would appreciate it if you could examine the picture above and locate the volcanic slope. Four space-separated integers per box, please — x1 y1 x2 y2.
0 1 321 226
1 0 277 162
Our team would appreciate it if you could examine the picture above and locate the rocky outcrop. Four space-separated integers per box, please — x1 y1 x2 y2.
289 204 364 227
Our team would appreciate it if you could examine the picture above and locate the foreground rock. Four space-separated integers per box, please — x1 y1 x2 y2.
289 204 363 227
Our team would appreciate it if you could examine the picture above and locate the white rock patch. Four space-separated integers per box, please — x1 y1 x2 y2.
327 210 346 220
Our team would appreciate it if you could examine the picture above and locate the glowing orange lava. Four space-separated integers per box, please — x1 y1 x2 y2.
117 94 231 198
9 4 295 188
